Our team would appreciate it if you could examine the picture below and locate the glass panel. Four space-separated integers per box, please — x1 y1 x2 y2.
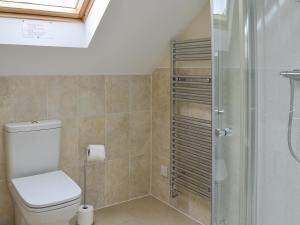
255 0 300 224
0 0 80 9
212 0 249 224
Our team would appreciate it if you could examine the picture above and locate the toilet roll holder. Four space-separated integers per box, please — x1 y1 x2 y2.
83 149 91 209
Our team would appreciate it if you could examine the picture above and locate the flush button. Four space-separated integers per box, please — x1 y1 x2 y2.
31 121 39 124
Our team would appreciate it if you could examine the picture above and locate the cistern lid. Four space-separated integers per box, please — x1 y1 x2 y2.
11 170 81 208
5 120 62 133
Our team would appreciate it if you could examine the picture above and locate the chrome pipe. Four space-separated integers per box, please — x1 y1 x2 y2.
173 80 211 85
173 97 211 105
174 182 210 198
173 137 211 148
173 148 211 160
172 162 211 177
174 38 211 44
172 171 211 187
173 179 210 196
173 161 211 175
173 155 211 169
173 92 212 99
280 70 300 80
173 120 211 130
173 142 211 155
174 114 211 124
174 57 211 61
173 127 211 138
174 75 211 79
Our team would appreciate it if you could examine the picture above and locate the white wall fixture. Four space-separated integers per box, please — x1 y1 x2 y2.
160 165 168 177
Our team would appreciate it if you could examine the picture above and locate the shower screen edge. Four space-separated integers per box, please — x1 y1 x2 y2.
211 0 257 224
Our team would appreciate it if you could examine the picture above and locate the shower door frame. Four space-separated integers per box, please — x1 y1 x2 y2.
210 0 258 225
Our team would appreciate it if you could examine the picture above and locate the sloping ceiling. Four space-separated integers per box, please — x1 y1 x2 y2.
0 0 208 76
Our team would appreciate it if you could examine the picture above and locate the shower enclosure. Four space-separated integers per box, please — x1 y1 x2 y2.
211 0 300 225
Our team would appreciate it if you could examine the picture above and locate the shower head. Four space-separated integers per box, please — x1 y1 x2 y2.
280 70 300 80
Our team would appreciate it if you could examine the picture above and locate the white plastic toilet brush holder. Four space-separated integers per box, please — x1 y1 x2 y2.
77 204 94 225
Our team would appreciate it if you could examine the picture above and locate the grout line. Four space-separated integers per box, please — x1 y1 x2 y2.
94 194 151 211
149 73 153 194
150 194 205 225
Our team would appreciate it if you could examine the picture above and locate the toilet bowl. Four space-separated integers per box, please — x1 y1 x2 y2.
4 120 82 225
9 170 81 225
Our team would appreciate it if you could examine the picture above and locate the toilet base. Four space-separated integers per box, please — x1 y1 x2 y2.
14 203 75 225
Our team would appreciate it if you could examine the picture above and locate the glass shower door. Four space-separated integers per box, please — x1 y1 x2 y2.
211 0 252 224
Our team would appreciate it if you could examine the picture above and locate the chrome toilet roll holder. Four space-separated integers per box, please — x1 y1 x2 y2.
83 149 91 209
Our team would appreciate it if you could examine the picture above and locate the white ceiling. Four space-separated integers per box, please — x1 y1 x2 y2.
0 0 207 76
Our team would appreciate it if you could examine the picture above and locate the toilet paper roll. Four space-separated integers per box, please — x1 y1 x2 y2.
87 145 105 161
77 205 94 225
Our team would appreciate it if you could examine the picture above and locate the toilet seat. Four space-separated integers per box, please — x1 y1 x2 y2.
10 170 81 212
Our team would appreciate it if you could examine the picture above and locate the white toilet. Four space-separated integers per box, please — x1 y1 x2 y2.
4 120 81 225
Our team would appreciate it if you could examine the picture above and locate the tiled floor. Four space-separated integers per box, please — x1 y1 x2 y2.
94 196 201 225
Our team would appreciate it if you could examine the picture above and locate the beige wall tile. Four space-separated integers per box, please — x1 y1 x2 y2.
152 69 170 112
79 116 105 159
129 154 150 198
0 74 152 222
152 111 170 151
0 180 13 209
0 163 7 181
130 76 151 112
151 155 170 202
188 193 211 225
0 206 14 225
106 113 129 159
79 162 105 208
60 118 79 167
78 76 105 117
105 158 130 205
106 76 130 113
169 191 190 215
152 145 169 163
151 178 170 203
129 111 151 157
47 76 78 119
0 77 8 97
0 130 6 165
8 76 47 121
61 163 81 186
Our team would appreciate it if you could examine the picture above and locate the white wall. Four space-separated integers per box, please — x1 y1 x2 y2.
159 0 211 68
256 1 300 224
0 0 207 76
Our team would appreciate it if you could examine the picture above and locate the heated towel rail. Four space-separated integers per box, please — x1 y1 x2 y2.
170 38 212 199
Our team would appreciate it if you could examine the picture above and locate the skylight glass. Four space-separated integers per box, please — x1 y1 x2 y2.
0 0 80 9
0 0 92 19
214 0 228 16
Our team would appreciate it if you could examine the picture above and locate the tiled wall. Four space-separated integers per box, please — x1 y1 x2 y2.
151 68 211 225
0 75 151 225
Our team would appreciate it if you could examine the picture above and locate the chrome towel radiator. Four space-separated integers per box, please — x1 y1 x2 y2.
170 38 212 198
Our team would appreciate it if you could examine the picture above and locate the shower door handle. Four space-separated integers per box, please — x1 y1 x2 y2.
215 128 232 137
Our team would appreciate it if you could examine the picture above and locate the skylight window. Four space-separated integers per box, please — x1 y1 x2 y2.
214 0 228 16
0 0 93 19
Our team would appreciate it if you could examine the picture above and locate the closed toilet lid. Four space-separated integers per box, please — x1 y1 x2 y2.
11 170 81 208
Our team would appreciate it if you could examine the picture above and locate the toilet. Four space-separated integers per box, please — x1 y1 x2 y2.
4 120 81 225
